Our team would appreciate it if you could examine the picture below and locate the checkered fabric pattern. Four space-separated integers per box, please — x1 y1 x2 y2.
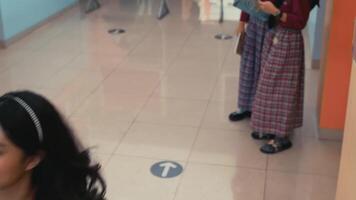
251 27 305 136
238 17 269 111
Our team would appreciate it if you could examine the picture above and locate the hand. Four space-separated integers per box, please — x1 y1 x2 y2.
258 0 280 15
236 22 246 35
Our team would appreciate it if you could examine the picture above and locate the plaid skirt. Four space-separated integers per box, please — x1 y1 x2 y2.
238 17 269 111
251 27 305 136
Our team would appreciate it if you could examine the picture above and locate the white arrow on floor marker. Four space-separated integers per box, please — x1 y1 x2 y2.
159 162 177 177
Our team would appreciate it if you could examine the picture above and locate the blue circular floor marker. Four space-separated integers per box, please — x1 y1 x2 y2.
151 161 183 178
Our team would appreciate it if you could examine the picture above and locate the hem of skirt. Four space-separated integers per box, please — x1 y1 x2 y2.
238 105 252 112
252 124 303 137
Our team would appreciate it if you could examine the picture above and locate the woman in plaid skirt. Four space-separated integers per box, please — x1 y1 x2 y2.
251 0 319 154
229 7 271 122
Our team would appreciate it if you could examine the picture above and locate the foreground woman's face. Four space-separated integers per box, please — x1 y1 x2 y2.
0 129 29 190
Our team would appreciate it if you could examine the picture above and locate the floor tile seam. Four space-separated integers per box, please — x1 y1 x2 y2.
92 152 113 171
197 126 252 133
196 37 254 138
186 161 267 171
154 24 190 70
171 159 193 200
111 153 188 163
129 120 202 130
170 109 209 199
131 20 209 131
171 73 215 199
21 5 128 167
17 36 56 53
133 118 204 129
183 43 229 159
12 70 68 89
31 33 79 54
114 121 262 157
7 52 82 95
165 23 210 74
103 19 158 76
157 74 220 93
125 121 202 129
65 23 158 118
147 95 214 102
125 75 167 128
173 37 259 199
265 168 339 178
162 29 224 72
103 55 128 72
107 21 187 105
148 20 198 81
0 51 53 79
66 75 111 118
29 28 65 53
107 40 158 156
106 153 188 164
206 37 234 103
171 160 266 200
190 127 258 138
19 48 84 82
39 52 83 84
27 12 73 53
263 156 270 200
128 92 205 131
108 94 151 158
128 22 169 57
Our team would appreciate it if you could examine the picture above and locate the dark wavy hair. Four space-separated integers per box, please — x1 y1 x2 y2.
0 91 106 200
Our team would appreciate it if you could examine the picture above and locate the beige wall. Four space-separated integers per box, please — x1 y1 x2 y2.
336 56 356 200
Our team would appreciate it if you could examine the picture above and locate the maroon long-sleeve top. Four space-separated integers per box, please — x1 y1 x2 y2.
240 0 312 30
279 0 312 30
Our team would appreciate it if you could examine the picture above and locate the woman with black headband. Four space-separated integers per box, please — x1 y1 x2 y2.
0 91 106 200
250 0 320 154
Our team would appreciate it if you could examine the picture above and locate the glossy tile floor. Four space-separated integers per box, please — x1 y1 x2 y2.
0 0 341 199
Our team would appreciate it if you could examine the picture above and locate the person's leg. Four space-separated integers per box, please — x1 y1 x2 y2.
251 28 305 154
230 18 268 121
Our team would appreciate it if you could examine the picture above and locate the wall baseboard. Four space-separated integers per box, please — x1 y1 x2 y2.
310 104 343 141
318 128 344 141
0 2 78 49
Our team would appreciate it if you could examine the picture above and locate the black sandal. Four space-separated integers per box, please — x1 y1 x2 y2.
228 111 251 121
251 132 276 140
260 137 292 154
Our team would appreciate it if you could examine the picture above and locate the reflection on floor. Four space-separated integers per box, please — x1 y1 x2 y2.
0 0 341 199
